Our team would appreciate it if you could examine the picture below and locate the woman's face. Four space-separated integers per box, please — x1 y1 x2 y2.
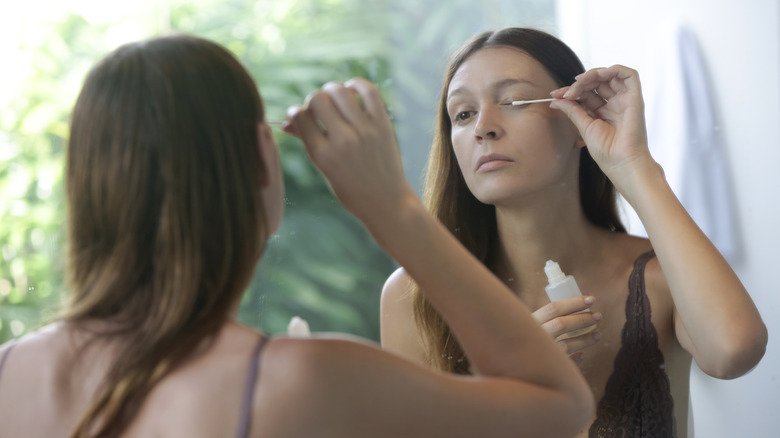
446 47 582 207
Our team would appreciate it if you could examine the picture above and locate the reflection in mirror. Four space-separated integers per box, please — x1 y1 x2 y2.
0 0 554 342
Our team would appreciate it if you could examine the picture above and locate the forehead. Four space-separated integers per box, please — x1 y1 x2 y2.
448 46 558 98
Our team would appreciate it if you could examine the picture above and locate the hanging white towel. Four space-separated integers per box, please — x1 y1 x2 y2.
620 22 739 263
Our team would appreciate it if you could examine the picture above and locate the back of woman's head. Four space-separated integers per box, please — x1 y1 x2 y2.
64 34 267 436
417 28 625 373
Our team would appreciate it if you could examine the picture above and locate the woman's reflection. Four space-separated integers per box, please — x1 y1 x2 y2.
381 27 767 438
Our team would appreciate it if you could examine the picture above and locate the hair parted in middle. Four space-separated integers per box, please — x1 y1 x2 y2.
413 27 625 373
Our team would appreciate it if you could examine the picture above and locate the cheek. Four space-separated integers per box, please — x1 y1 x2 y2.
518 113 577 157
450 130 473 174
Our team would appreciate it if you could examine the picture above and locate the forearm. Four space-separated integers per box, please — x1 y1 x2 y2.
614 158 767 376
363 193 587 392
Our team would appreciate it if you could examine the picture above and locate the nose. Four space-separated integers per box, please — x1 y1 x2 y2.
474 107 504 141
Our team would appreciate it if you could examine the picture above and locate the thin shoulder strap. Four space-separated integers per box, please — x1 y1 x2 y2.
235 335 270 438
626 250 657 332
0 342 18 383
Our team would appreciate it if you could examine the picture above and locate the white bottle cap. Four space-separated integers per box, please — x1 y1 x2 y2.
544 260 566 284
287 316 311 337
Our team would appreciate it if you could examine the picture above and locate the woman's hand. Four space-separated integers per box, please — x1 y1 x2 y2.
284 78 416 224
532 296 602 366
549 65 655 182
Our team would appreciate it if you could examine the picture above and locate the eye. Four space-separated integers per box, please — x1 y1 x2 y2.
501 97 529 107
453 111 475 123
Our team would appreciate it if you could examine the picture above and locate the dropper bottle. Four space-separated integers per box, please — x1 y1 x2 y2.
544 260 593 333
543 260 583 302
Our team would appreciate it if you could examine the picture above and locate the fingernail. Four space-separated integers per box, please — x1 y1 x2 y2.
592 312 603 321
584 296 594 304
286 105 300 117
593 332 602 341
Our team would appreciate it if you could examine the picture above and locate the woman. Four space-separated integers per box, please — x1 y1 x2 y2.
381 27 767 437
0 35 593 437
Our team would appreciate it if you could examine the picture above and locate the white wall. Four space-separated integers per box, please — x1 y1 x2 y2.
557 1 780 436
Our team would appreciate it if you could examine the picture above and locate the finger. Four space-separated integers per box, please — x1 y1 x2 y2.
564 66 623 101
322 81 368 127
570 351 585 366
576 88 609 113
573 65 641 100
593 82 617 101
557 330 602 355
287 105 327 155
281 120 296 136
533 295 596 324
597 64 642 91
549 86 568 99
541 312 602 339
305 90 352 139
345 77 392 122
573 71 618 102
562 67 606 100
549 98 599 136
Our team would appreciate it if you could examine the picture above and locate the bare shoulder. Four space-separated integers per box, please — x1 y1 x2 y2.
379 267 428 364
614 234 669 290
0 323 75 368
257 335 388 393
253 336 594 438
380 267 415 326
609 233 674 318
381 266 415 307
252 336 418 437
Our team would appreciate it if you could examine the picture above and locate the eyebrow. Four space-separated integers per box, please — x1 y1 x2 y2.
446 78 539 103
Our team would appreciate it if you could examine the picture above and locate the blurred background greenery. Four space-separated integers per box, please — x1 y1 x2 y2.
0 0 553 344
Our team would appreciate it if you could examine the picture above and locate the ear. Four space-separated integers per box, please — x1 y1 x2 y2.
256 123 277 188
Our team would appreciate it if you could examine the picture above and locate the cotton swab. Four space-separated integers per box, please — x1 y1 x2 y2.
268 99 560 126
509 98 558 106
270 99 562 124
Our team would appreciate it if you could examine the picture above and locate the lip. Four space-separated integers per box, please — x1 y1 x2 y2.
475 153 515 172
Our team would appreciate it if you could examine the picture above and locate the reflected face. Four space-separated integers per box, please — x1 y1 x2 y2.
446 47 581 206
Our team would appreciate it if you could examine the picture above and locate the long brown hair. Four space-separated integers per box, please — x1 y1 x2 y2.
62 35 267 437
413 28 625 373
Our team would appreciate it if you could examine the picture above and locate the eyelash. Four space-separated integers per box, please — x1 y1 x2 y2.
452 99 526 124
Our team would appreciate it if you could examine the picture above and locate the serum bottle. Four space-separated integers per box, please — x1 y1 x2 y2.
544 260 594 335
544 260 584 303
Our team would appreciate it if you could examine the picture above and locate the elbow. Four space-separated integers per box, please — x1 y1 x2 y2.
574 389 596 433
559 381 596 437
701 323 768 380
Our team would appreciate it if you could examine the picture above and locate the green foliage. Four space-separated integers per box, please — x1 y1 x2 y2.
0 0 399 344
0 0 554 344
0 15 112 342
166 0 399 339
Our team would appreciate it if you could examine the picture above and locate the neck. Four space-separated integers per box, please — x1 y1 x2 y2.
491 191 607 300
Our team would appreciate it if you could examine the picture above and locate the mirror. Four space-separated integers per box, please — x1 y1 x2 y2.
0 1 776 437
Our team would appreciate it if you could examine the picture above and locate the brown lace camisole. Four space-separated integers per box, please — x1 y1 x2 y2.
589 250 676 437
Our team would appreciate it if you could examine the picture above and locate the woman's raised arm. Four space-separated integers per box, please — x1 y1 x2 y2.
550 65 767 379
279 78 594 437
